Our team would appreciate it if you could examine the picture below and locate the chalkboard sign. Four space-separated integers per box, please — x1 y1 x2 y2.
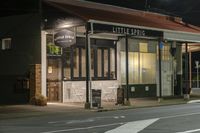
92 89 101 108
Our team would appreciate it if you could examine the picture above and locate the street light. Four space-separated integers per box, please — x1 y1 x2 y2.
195 61 199 88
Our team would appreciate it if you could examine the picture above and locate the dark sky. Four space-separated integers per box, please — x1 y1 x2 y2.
0 0 200 26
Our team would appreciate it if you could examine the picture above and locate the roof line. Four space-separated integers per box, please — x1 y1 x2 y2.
43 0 172 19
88 19 200 36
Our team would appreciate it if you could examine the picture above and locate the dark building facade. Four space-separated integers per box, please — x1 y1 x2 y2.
0 0 200 106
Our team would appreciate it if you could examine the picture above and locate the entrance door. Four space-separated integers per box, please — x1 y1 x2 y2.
47 58 62 102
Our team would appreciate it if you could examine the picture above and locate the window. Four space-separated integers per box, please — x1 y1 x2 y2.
46 34 62 56
63 47 71 80
121 39 157 84
2 38 12 50
96 47 116 79
157 42 171 61
62 38 117 81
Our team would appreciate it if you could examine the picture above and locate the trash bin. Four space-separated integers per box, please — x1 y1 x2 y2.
92 89 101 108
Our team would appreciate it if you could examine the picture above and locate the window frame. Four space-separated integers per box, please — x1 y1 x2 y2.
62 38 117 81
1 37 12 50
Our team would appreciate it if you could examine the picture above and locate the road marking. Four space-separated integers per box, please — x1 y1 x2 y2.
48 116 126 124
41 122 124 133
176 129 200 133
105 118 159 133
160 112 200 119
114 116 119 119
187 100 200 104
120 116 125 118
46 112 200 133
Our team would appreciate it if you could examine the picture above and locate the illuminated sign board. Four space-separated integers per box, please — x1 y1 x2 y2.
89 23 163 38
54 29 76 48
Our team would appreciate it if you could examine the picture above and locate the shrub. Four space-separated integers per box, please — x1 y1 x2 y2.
30 94 47 106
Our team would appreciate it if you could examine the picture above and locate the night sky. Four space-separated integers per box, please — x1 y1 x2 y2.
1 0 200 26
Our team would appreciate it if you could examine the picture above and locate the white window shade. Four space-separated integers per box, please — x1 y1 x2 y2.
2 38 11 50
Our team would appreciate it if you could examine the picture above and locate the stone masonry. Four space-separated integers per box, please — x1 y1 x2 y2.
30 64 41 100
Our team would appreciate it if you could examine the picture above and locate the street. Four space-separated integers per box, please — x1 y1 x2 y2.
1 103 200 133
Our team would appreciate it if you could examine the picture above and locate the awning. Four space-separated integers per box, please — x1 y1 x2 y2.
44 0 200 42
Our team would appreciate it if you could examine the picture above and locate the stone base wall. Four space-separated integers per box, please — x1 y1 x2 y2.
63 80 119 103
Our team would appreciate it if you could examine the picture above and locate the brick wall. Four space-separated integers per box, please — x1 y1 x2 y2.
30 64 41 99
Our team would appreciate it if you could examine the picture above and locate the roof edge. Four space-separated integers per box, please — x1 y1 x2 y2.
43 0 180 21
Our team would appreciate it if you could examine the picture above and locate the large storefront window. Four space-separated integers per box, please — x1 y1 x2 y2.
62 38 117 81
46 35 117 81
121 39 157 84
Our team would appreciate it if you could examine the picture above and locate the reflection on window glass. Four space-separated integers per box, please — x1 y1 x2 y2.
104 49 108 77
73 48 79 77
97 49 102 77
120 52 126 84
128 52 139 84
82 48 86 77
110 48 115 79
121 39 156 84
140 53 156 84
157 43 171 61
91 48 94 77
139 42 148 52
63 48 71 80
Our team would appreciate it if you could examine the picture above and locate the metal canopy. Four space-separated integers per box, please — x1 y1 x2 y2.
164 31 200 43
88 19 200 43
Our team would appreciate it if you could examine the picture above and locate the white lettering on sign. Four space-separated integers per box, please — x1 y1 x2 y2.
112 26 145 36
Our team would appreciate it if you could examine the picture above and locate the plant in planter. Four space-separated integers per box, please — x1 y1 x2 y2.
30 94 47 106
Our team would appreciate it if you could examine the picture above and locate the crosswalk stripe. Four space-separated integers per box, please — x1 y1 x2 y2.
105 118 159 133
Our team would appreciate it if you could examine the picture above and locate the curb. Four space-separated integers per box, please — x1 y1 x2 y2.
95 102 188 112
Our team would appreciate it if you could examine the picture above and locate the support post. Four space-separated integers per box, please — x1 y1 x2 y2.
175 43 183 96
184 43 190 100
125 35 130 105
158 40 162 101
195 61 199 88
85 24 91 109
189 51 192 89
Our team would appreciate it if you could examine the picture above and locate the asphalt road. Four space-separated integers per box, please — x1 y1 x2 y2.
1 103 200 133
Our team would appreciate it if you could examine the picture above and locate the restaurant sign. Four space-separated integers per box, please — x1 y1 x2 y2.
89 23 163 38
54 29 76 48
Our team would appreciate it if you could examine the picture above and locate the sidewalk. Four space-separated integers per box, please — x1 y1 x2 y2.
0 97 198 119
99 97 188 111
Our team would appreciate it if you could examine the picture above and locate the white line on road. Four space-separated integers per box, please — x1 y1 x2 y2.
41 122 124 133
176 129 200 133
187 100 200 104
48 116 125 124
105 118 159 133
160 112 200 120
44 112 200 133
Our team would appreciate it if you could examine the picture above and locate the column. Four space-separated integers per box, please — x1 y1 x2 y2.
125 35 130 104
85 24 91 109
175 42 182 95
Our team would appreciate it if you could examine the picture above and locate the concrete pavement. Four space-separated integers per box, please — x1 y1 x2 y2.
0 97 196 120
